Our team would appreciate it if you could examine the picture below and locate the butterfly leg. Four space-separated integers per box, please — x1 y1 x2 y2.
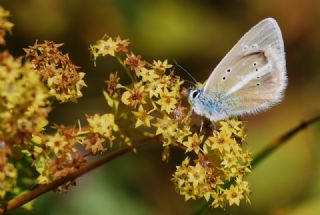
199 119 204 133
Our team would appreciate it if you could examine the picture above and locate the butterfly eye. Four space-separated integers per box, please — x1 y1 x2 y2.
192 90 199 99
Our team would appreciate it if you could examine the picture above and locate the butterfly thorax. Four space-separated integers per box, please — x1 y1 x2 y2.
189 88 237 121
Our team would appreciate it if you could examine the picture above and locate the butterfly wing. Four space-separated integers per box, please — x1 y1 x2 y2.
203 18 287 116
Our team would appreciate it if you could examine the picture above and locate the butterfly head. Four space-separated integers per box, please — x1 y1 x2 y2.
188 88 203 104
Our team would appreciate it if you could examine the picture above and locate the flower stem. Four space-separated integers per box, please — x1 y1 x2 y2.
0 137 155 214
193 114 320 215
116 57 136 83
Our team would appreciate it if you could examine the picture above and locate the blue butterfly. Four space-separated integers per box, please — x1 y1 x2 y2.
189 18 287 122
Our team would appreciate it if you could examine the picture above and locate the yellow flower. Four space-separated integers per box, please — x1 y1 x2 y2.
147 81 164 98
219 119 245 140
133 106 154 128
121 84 146 108
211 192 226 208
154 116 177 136
170 77 184 94
156 89 178 114
205 130 236 153
160 75 173 87
45 133 67 156
175 125 192 143
220 153 238 170
87 114 119 141
152 59 172 74
183 133 204 154
224 185 244 206
90 37 118 61
139 68 159 83
187 162 207 188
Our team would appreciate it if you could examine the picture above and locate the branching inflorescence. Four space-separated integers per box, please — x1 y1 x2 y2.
0 5 253 212
90 35 252 208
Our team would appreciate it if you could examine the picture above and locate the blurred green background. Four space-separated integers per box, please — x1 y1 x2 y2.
2 0 320 214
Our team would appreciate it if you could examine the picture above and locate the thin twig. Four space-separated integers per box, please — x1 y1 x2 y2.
193 114 320 215
252 114 320 167
0 137 156 214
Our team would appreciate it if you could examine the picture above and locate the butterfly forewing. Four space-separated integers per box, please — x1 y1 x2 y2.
203 18 287 116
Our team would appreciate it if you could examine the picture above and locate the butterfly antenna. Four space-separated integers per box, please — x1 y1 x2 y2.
183 79 196 87
173 59 197 84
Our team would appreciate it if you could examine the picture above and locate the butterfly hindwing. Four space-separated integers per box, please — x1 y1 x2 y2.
202 18 287 116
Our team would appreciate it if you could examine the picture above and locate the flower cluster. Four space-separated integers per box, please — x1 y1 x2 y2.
0 49 49 197
91 35 253 208
24 41 86 102
0 6 13 45
0 52 49 145
173 119 252 207
84 114 119 154
0 6 122 200
25 114 121 187
34 127 85 185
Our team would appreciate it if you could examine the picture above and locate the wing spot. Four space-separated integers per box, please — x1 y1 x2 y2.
257 76 260 79
256 83 260 86
251 44 258 49
226 68 231 73
222 77 226 80
253 62 258 66
242 45 249 51
255 68 259 71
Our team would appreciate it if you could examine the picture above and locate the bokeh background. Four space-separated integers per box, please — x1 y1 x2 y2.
2 0 320 214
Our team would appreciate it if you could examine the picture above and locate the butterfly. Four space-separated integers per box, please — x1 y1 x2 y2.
188 18 287 122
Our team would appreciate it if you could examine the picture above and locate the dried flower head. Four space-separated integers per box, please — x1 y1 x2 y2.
24 41 86 102
105 72 120 95
124 52 147 74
